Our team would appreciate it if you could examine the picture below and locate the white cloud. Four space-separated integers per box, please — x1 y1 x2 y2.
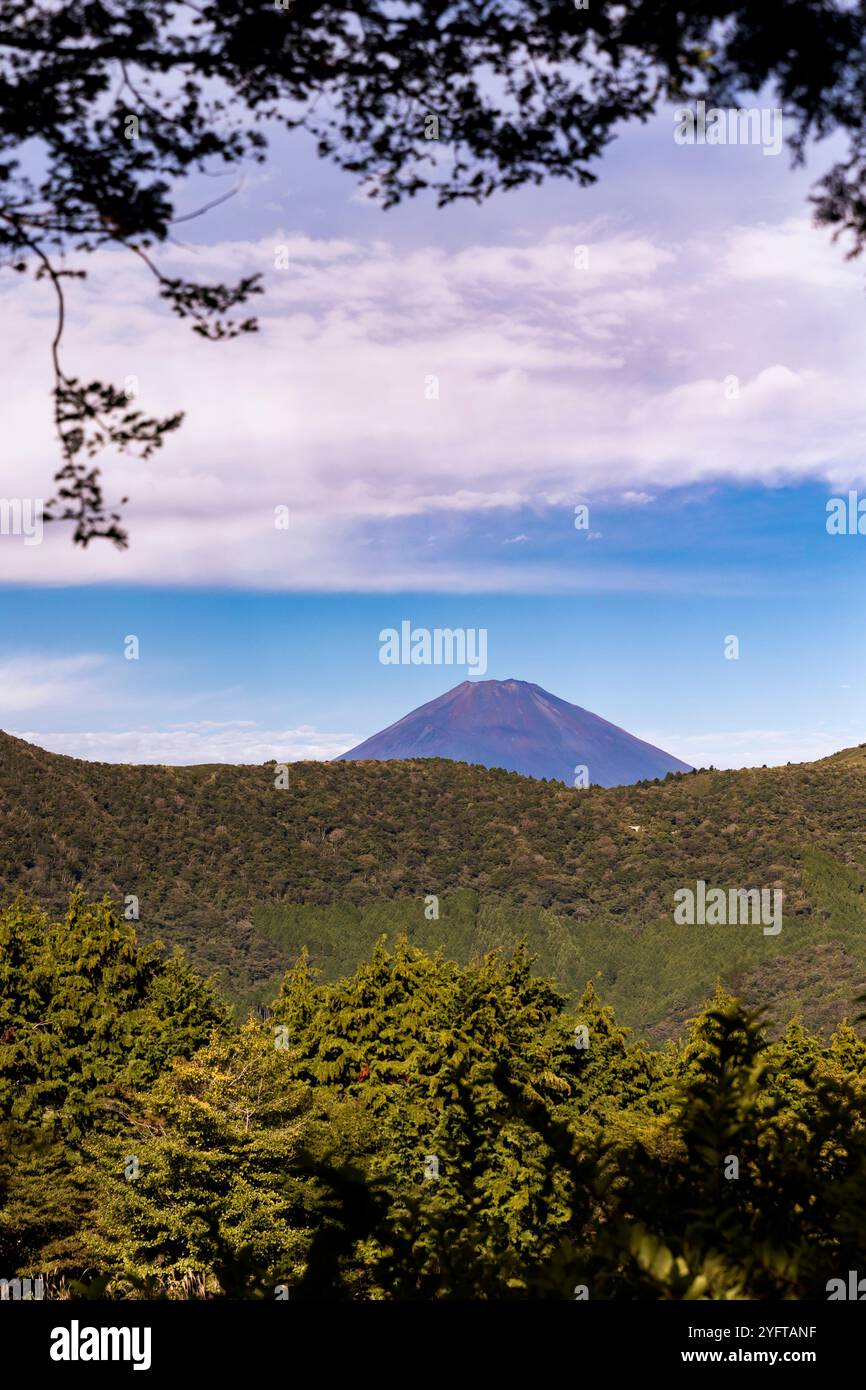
0 655 103 714
14 720 858 772
11 722 358 765
722 217 855 291
650 726 860 771
1 217 863 589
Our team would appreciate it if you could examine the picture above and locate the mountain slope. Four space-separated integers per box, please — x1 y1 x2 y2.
2 729 866 1036
336 678 692 787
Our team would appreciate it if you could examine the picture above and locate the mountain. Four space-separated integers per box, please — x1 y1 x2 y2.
2 727 866 1039
335 678 692 787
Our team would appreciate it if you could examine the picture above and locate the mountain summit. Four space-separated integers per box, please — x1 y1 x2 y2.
335 678 692 787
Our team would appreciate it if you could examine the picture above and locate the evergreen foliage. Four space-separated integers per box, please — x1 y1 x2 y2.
3 893 866 1299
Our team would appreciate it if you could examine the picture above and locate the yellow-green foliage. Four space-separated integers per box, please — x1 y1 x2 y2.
4 895 866 1299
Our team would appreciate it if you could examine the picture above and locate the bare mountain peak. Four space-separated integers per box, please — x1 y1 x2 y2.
336 677 692 788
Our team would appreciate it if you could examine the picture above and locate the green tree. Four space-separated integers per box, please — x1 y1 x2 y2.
273 939 594 1298
587 998 866 1299
0 892 229 1275
89 1023 375 1297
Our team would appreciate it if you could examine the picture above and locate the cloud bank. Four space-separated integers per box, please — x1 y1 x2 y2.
1 216 863 590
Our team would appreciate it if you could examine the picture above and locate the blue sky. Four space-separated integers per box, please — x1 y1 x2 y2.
1 99 864 768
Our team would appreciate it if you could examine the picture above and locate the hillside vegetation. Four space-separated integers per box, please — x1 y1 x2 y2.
2 731 866 1036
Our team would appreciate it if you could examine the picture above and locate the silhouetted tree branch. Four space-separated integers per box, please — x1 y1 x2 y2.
2 1 865 544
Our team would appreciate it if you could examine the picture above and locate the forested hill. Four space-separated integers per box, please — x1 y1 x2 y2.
2 730 866 1036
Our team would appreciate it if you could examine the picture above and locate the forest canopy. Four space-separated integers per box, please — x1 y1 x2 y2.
3 893 866 1300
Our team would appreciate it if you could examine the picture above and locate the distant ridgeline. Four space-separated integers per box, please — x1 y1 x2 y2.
2 730 866 1037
